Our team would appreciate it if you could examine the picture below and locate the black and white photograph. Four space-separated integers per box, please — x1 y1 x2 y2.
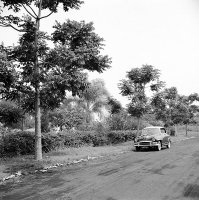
0 0 199 199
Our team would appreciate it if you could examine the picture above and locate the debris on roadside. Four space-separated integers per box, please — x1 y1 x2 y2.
0 155 105 184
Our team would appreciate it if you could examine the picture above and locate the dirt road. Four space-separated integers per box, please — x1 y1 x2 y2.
1 137 199 200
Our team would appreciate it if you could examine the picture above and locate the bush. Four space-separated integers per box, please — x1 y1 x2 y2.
0 131 35 157
0 129 137 157
42 132 64 152
107 130 136 144
92 133 110 147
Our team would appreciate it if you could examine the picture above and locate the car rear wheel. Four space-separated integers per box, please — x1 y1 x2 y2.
167 140 171 149
156 141 162 151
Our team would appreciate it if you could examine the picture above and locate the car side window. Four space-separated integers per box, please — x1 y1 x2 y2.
160 128 166 133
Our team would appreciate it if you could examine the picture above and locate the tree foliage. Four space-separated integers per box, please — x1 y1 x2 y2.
119 65 164 134
151 88 199 135
151 87 179 127
49 102 85 131
177 93 199 135
63 79 111 124
107 97 122 114
0 100 24 127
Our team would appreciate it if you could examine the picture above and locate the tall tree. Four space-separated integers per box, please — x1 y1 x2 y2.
152 87 177 126
0 1 111 160
119 65 164 135
152 88 199 135
151 87 184 135
178 93 199 135
81 79 110 123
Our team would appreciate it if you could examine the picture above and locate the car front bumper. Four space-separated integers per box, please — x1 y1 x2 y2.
134 141 159 147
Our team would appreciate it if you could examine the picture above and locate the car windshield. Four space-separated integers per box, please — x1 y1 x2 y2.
142 128 160 136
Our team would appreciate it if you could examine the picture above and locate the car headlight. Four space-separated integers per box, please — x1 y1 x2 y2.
134 138 138 142
152 137 156 142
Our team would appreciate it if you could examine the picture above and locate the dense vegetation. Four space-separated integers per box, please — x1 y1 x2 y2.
0 129 136 157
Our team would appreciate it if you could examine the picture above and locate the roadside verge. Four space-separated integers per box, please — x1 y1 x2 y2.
0 135 197 184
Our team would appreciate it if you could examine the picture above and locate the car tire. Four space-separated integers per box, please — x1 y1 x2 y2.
135 146 140 151
156 141 162 151
167 140 171 149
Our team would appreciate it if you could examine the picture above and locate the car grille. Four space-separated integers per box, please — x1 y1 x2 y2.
139 142 151 146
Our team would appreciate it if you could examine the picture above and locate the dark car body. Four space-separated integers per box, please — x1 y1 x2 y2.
134 126 171 151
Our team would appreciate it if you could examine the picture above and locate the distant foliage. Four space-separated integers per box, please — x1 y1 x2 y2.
49 107 84 131
107 111 145 130
107 97 122 114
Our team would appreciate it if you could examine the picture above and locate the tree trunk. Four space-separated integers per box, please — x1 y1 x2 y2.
85 103 91 124
174 124 178 136
136 117 141 137
21 118 24 131
35 87 42 160
34 0 42 160
185 123 188 136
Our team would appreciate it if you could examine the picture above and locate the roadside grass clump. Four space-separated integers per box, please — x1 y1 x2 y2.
0 130 136 157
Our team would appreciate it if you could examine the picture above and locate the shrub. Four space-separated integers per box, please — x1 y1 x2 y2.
42 132 64 152
107 130 136 144
0 131 35 157
0 129 137 157
92 133 110 147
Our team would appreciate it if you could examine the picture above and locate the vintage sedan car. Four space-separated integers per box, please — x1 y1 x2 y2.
134 126 171 151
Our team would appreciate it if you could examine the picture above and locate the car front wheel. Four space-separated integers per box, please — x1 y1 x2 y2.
135 146 141 151
156 141 162 151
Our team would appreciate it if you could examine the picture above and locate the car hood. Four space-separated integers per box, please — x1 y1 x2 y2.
136 134 157 140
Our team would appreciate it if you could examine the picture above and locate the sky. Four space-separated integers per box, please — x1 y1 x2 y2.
1 0 199 106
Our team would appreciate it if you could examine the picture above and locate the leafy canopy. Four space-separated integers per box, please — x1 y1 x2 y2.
1 0 83 12
119 65 164 119
0 18 111 112
151 87 199 126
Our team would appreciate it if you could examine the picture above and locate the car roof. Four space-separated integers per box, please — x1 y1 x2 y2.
143 126 165 129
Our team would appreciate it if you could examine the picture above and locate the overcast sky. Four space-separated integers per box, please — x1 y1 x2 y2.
1 0 199 106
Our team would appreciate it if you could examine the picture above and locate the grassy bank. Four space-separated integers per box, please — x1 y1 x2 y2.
0 141 134 181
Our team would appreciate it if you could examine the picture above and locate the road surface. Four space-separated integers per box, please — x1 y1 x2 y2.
1 137 199 200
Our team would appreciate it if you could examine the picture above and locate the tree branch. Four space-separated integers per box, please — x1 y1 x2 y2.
0 23 25 32
40 11 54 20
21 4 37 19
25 3 37 17
9 24 25 32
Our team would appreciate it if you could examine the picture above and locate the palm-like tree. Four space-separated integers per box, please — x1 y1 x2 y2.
65 79 110 124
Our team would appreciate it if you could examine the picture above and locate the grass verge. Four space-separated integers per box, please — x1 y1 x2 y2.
0 141 134 180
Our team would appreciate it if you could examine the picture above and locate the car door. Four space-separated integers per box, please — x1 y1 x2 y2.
160 128 169 145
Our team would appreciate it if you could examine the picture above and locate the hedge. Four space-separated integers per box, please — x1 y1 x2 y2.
0 130 137 157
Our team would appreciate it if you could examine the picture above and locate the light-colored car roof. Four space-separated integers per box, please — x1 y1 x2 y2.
143 126 165 129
